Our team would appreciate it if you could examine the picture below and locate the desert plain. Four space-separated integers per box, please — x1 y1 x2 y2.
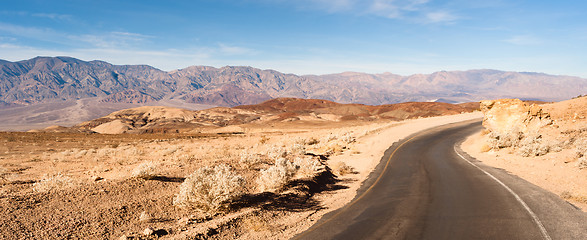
0 96 585 239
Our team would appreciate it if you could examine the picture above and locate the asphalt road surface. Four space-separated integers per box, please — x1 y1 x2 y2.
295 120 587 240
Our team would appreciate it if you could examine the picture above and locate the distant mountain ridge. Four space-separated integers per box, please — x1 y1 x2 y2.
1 56 585 109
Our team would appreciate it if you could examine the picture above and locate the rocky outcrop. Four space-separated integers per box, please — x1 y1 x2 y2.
480 99 556 156
480 97 587 168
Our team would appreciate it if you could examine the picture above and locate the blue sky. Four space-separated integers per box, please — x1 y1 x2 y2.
1 0 587 77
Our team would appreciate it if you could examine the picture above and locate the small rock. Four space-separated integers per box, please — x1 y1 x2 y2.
92 176 104 181
139 211 152 223
143 227 154 236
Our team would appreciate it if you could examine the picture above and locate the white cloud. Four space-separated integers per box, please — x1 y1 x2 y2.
0 22 59 40
266 0 458 24
70 31 154 48
504 35 542 45
31 13 73 21
218 43 256 55
424 10 458 23
309 0 355 12
261 0 356 12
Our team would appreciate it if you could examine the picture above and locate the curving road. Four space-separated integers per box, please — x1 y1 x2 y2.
295 120 587 240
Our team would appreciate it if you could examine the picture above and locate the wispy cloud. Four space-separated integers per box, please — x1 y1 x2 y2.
504 35 542 45
0 22 63 42
424 10 458 24
263 0 458 24
0 11 73 21
31 13 73 21
217 43 256 55
368 0 429 19
70 31 154 48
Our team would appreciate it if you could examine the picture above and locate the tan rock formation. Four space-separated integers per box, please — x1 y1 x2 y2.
480 99 554 154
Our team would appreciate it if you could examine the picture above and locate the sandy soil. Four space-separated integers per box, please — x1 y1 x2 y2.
1 112 481 239
462 133 587 211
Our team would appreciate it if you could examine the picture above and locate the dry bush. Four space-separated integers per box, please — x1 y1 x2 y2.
323 133 338 143
488 129 523 149
518 133 550 157
331 161 355 176
131 161 157 179
340 132 356 144
561 191 587 203
33 172 75 193
576 139 587 157
293 137 319 146
240 214 271 232
288 143 306 156
306 137 320 145
293 157 322 179
266 146 288 159
239 149 261 168
256 158 296 193
174 164 244 213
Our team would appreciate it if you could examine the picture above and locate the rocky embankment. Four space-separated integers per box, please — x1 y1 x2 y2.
463 96 587 210
481 98 586 167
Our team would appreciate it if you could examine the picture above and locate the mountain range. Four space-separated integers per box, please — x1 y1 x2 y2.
0 56 585 130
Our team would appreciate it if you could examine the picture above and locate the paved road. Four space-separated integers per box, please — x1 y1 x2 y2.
295 120 587 239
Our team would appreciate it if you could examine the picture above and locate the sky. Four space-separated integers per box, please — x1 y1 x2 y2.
1 0 587 77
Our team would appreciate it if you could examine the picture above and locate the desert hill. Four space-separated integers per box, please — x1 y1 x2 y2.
58 98 479 134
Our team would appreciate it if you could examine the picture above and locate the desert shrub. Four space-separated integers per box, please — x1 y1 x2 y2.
293 157 322 179
575 139 587 169
288 143 306 156
306 137 320 145
267 146 288 159
331 161 355 176
576 139 587 158
340 132 356 144
518 133 550 157
174 164 244 213
293 137 319 146
259 136 270 144
131 161 157 179
239 150 261 168
256 158 296 193
488 129 523 149
325 142 344 155
33 172 74 192
323 133 338 143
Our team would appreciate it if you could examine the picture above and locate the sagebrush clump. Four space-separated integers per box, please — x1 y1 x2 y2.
174 164 245 213
576 139 587 169
293 157 322 179
331 161 354 176
239 149 261 168
33 172 75 192
256 158 296 193
131 161 157 179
